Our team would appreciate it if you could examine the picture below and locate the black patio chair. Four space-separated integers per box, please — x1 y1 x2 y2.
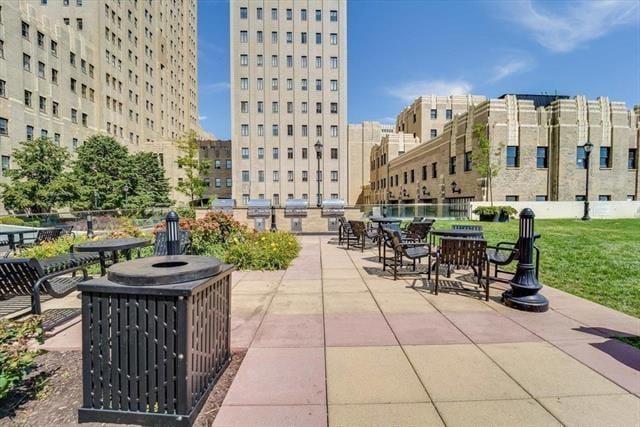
338 216 357 246
347 220 377 252
487 233 541 279
405 219 435 242
153 230 191 256
0 257 90 315
385 229 431 281
434 237 490 301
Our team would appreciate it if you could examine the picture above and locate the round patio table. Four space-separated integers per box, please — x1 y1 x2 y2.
74 237 151 276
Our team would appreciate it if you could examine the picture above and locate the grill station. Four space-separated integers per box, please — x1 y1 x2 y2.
211 198 235 214
284 199 309 233
246 199 271 231
321 199 346 231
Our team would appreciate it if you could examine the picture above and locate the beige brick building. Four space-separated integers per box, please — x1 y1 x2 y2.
0 0 201 203
396 95 486 143
230 0 347 206
370 95 639 205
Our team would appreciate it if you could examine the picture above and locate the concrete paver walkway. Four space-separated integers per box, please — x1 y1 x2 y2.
216 236 640 427
40 235 640 426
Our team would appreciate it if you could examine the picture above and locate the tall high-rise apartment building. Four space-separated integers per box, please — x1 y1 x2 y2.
230 0 347 206
0 0 199 183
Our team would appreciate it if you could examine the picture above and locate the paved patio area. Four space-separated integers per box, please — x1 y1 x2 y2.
42 235 640 426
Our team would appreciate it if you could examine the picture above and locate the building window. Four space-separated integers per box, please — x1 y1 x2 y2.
226 160 232 169
258 147 264 159
242 170 250 182
598 195 611 201
316 126 322 137
302 148 308 159
286 8 292 20
576 146 587 169
0 117 7 136
449 156 456 175
226 178 232 187
214 178 221 188
331 148 338 159
273 171 279 182
22 21 29 39
302 171 308 182
446 109 453 120
77 18 83 30
430 129 437 139
257 31 263 43
0 80 5 98
240 7 247 19
301 125 308 136
1 156 9 176
272 124 279 136
258 170 264 182
432 162 437 178
256 7 263 19
240 101 248 113
410 169 415 182
287 148 294 159
536 147 548 168
464 152 472 171
430 109 437 119
330 10 338 21
331 171 338 182
330 33 338 45
575 195 586 201
301 32 307 44
52 101 58 116
0 40 4 59
301 8 307 20
240 54 248 66
23 53 31 71
240 78 248 90
506 146 520 167
241 124 249 136
315 33 322 44
288 171 294 181
241 147 249 159
600 147 611 168
331 126 338 137
505 195 519 202
330 57 338 69
240 30 247 42
535 195 548 201
26 125 34 140
39 96 46 112
24 90 32 107
214 160 221 169
629 148 638 169
271 8 277 20
51 68 58 83
331 80 338 91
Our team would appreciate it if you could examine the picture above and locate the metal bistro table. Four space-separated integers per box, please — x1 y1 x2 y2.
74 237 150 276
370 217 403 262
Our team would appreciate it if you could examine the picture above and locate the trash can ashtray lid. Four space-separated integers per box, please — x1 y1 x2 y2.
107 255 223 286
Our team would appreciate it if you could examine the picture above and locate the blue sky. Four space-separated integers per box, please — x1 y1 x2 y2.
197 0 640 139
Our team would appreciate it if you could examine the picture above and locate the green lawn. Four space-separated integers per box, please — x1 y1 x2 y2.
435 219 640 318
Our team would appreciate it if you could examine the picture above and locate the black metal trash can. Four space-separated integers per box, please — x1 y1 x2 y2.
78 255 233 426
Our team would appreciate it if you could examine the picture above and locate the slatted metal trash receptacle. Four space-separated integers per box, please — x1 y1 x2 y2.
78 255 233 426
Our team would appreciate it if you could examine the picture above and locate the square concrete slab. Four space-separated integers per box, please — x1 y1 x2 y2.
232 280 280 294
325 314 397 347
328 403 443 427
224 347 325 405
241 270 285 282
374 292 437 314
322 268 362 280
230 315 263 349
553 338 640 394
481 342 627 397
267 293 323 315
404 344 529 402
323 278 369 293
444 311 542 344
326 346 428 404
281 269 322 281
364 279 417 294
436 399 560 427
231 293 272 317
386 313 470 345
213 405 327 427
278 279 322 294
253 314 324 348
324 292 381 314
421 292 493 312
39 319 82 352
539 394 640 427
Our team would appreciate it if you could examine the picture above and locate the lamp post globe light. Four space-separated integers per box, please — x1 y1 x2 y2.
314 140 323 208
582 141 594 221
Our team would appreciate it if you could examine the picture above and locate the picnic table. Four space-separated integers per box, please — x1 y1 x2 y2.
74 237 150 275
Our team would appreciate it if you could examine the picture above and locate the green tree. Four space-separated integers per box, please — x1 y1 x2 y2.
175 131 211 206
1 138 75 213
69 135 171 210
472 124 502 206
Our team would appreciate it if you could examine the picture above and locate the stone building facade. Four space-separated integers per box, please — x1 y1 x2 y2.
396 95 486 143
230 0 348 206
370 95 639 204
199 139 232 201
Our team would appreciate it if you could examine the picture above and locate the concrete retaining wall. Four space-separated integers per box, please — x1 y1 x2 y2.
470 201 640 220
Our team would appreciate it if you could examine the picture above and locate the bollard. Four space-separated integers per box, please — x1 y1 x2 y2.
86 214 94 238
270 205 277 232
166 210 180 255
502 208 549 312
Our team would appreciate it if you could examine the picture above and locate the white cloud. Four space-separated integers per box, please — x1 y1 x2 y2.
378 116 397 124
386 79 473 101
490 56 533 82
503 0 639 53
200 81 230 94
198 115 208 121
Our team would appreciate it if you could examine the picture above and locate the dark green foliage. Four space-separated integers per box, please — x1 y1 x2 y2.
1 138 75 213
0 317 44 401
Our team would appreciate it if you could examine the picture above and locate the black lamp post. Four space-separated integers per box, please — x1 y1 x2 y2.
86 213 94 239
270 205 277 232
165 211 180 256
314 140 323 208
502 208 549 312
581 141 594 221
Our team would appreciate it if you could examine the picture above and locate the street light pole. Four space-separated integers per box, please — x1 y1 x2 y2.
314 140 323 208
582 141 593 221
